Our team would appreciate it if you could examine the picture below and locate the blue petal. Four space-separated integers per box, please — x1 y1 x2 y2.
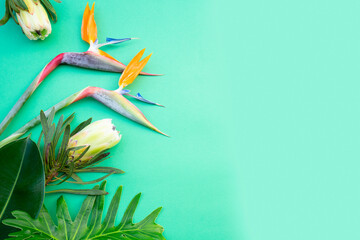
124 92 164 107
136 93 164 107
120 89 131 94
106 37 132 44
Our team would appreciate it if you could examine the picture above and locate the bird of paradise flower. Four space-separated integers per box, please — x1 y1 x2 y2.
0 3 168 147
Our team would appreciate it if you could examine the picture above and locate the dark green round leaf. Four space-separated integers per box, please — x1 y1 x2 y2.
0 137 45 238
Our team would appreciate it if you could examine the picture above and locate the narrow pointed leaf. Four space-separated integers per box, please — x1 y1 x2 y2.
70 118 92 137
74 167 124 174
85 181 106 238
46 188 107 195
99 186 122 233
119 193 141 228
70 173 83 183
69 186 98 240
65 172 116 185
0 0 10 26
56 196 72 240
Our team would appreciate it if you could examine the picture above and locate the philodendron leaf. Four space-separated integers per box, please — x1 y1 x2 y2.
0 137 45 238
3 181 165 240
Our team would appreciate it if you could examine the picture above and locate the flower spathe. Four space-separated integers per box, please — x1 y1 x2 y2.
68 119 121 164
16 0 51 40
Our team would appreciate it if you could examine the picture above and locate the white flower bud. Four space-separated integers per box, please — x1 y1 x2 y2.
68 119 121 164
16 0 51 40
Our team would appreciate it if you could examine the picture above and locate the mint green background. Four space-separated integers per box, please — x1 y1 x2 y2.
1 0 360 239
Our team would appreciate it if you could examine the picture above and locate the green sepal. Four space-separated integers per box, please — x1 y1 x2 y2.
13 0 28 11
40 0 57 22
70 117 92 137
6 0 18 24
0 0 10 26
8 0 19 13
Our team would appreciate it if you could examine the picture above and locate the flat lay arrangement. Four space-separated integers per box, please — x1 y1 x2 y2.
0 2 167 239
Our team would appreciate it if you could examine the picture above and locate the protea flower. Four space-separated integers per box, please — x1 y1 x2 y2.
68 119 121 166
0 0 59 40
36 110 124 194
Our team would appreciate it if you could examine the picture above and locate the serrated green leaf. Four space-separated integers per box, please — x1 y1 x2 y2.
4 182 165 239
56 196 72 240
4 209 55 239
85 182 106 238
98 186 122 234
69 186 98 240
118 193 141 228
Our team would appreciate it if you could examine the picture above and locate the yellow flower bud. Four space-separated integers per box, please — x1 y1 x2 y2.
16 0 51 40
68 119 121 166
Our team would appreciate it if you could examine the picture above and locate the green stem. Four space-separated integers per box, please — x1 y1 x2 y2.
0 75 39 135
0 53 64 136
0 91 78 148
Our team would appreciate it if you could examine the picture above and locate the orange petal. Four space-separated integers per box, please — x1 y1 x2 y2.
98 49 121 63
81 3 90 43
87 3 97 44
81 3 97 44
118 49 152 88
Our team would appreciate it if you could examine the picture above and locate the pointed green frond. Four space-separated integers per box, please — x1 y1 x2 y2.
70 118 92 137
98 186 122 234
85 181 106 238
69 186 98 240
3 183 165 240
56 196 72 240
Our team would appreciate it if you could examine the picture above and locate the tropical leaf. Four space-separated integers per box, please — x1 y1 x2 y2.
3 181 165 240
0 137 45 238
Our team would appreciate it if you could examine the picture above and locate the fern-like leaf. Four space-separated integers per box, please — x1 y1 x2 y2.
3 182 165 240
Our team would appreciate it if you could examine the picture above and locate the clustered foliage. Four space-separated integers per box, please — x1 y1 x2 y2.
3 181 165 239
